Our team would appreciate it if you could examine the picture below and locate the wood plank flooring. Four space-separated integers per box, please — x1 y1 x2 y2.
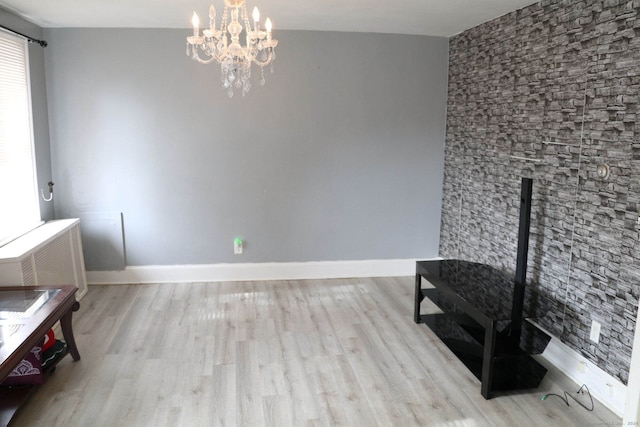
10 277 621 426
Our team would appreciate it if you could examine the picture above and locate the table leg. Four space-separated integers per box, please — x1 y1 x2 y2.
414 273 424 324
60 301 81 361
481 320 496 399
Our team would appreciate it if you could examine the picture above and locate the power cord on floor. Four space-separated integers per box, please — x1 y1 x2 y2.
541 384 594 411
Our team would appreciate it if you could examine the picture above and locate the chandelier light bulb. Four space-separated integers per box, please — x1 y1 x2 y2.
252 6 260 26
209 5 216 31
191 12 200 36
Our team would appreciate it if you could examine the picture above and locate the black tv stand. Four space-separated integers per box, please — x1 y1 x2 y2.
414 259 550 398
414 178 550 398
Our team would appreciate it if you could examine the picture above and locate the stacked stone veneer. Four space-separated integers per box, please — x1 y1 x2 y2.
440 0 639 384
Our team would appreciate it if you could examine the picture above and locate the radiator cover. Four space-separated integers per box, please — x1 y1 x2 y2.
0 219 88 300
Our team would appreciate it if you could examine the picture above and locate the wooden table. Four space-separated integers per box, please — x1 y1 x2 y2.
0 286 81 426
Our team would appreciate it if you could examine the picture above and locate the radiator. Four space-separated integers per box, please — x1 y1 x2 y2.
0 219 88 300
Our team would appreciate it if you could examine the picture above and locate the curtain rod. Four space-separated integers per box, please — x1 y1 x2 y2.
0 25 47 47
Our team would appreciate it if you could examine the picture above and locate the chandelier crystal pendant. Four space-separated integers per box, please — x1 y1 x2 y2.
186 0 278 98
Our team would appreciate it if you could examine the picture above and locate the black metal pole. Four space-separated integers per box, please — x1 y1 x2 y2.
510 177 533 345
0 25 48 47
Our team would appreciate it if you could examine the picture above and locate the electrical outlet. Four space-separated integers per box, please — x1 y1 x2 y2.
234 237 243 255
590 320 601 344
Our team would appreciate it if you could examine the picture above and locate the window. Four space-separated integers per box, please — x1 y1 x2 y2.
0 30 41 246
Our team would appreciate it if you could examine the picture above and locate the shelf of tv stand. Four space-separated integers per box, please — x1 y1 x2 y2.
414 260 550 399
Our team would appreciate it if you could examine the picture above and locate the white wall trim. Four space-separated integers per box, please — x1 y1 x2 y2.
537 334 626 417
86 258 426 285
623 295 640 424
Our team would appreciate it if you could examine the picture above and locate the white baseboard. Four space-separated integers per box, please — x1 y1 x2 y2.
537 334 626 417
86 258 425 285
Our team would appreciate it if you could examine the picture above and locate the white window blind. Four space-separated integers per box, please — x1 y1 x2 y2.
0 30 41 246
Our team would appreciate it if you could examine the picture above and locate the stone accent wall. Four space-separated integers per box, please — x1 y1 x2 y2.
441 0 639 384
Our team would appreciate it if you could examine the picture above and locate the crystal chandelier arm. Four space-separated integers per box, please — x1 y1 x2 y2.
252 49 275 67
192 53 218 64
188 40 224 64
188 34 231 64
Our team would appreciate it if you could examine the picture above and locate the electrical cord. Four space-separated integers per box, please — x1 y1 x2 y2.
541 384 594 411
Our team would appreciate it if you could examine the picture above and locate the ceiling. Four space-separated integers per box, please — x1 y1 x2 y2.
0 0 538 37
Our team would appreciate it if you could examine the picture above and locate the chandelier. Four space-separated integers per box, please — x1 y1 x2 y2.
186 0 278 98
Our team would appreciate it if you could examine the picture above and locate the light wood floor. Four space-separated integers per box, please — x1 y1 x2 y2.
11 277 620 426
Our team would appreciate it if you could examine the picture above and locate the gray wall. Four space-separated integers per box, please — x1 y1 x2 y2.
441 0 639 384
0 7 54 221
44 29 449 269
